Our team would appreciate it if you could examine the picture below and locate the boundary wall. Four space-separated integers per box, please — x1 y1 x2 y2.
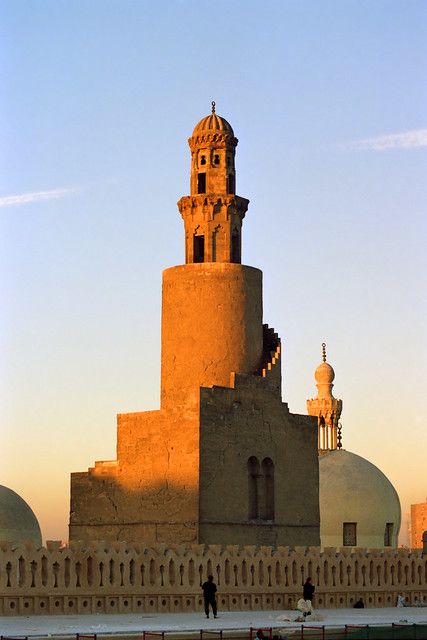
0 543 425 616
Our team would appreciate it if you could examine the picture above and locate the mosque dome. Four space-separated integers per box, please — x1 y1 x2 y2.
315 361 335 384
319 450 401 548
0 485 42 547
192 102 234 137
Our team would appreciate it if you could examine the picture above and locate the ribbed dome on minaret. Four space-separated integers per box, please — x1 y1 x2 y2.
192 102 234 136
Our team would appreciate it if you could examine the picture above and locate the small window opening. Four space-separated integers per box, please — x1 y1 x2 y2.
214 154 220 165
198 173 206 194
200 155 206 166
343 522 357 546
384 523 394 547
227 174 235 194
193 235 205 263
231 232 240 263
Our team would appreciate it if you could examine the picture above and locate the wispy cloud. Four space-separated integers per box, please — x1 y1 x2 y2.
0 187 79 209
355 128 427 151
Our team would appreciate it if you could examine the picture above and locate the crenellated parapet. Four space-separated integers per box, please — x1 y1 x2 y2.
0 543 425 616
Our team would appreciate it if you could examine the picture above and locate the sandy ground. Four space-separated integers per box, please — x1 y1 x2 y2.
0 607 426 637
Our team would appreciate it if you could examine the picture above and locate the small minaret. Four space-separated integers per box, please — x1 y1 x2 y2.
178 101 249 264
307 343 343 452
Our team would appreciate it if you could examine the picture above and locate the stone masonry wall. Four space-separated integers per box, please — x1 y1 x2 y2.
0 543 425 617
199 374 320 547
69 401 201 545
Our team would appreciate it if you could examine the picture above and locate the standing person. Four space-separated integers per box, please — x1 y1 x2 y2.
201 574 218 618
397 593 406 607
353 598 365 609
303 577 315 603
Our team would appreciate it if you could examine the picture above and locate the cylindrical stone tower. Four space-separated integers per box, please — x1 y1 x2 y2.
161 104 264 407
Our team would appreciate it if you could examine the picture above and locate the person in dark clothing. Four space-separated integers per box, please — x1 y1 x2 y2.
303 577 315 602
201 574 217 618
354 598 365 608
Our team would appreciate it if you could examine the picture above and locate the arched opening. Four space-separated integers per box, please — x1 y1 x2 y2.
193 234 205 262
198 173 206 194
247 456 260 519
231 231 241 263
262 457 275 520
318 416 325 449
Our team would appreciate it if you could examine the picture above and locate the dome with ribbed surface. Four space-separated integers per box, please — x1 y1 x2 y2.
0 485 42 546
192 113 234 137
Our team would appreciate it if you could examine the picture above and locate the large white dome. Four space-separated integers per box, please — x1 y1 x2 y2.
0 485 42 547
319 450 401 548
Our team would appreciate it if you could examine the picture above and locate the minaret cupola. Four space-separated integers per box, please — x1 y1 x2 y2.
307 343 343 452
178 102 249 264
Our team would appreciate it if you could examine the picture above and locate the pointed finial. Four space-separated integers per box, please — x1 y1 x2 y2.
322 342 327 363
211 100 216 114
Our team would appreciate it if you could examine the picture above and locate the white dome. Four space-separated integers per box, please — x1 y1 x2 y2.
0 485 42 547
319 450 401 548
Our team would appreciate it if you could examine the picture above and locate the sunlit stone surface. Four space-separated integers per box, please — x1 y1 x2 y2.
69 107 320 547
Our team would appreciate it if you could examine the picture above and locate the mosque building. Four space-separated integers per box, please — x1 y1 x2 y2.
307 344 401 548
1 108 403 553
69 105 321 547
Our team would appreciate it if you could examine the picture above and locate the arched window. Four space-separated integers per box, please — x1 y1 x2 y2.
197 173 206 194
247 456 275 522
231 231 240 263
262 457 275 520
247 456 260 519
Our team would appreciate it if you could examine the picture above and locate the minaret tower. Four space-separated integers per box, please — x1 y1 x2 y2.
307 343 343 452
178 101 249 264
70 106 321 549
161 104 263 407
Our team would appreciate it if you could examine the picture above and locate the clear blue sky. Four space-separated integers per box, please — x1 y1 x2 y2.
0 0 426 543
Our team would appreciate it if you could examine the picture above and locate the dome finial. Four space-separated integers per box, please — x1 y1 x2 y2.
211 100 216 114
322 342 327 363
